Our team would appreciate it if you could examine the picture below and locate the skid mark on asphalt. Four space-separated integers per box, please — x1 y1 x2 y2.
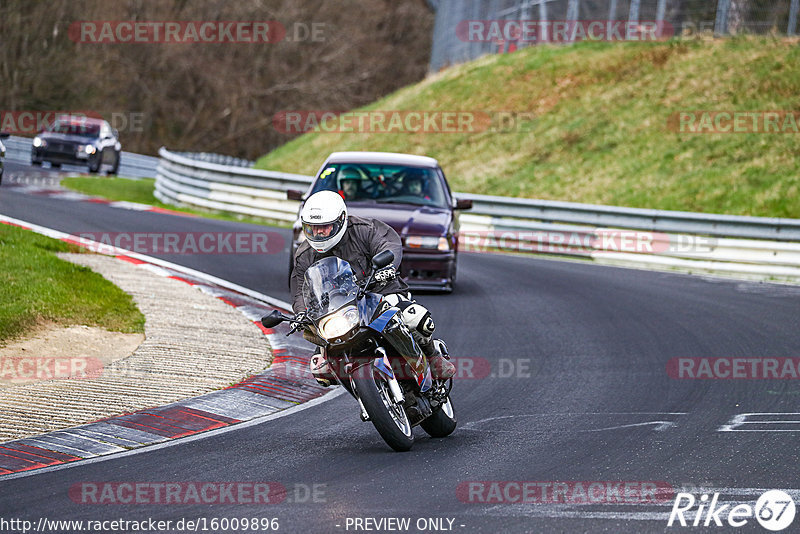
460 413 686 434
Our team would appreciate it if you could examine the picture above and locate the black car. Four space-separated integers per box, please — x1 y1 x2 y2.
0 131 8 184
31 116 121 174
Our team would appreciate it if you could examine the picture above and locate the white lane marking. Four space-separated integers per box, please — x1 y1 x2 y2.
719 412 800 432
0 387 346 481
108 201 153 210
466 488 800 522
137 263 173 277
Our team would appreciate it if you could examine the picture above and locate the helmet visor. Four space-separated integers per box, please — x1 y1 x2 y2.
303 212 345 243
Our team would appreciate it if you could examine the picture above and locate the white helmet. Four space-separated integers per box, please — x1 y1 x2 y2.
301 191 348 253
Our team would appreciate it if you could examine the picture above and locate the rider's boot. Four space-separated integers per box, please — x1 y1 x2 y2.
420 338 455 379
310 349 334 387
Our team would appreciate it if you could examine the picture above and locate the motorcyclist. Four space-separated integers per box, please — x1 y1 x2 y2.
290 190 456 387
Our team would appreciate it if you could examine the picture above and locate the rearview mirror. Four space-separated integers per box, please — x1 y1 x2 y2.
260 310 285 328
372 250 394 269
454 198 472 210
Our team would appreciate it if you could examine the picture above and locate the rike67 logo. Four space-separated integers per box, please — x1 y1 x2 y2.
668 490 796 531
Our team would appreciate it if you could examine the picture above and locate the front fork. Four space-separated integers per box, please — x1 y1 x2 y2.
343 348 406 422
373 347 405 405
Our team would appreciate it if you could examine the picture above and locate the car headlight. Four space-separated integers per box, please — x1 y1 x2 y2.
84 145 96 154
405 235 450 252
319 306 359 340
33 137 45 148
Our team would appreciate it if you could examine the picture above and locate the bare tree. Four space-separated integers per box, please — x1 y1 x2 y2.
0 0 434 158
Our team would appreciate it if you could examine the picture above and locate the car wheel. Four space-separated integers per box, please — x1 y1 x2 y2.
88 153 101 174
106 152 120 175
31 159 42 166
50 162 61 169
444 260 456 293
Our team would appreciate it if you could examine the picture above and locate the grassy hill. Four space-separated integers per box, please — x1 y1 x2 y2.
255 37 800 218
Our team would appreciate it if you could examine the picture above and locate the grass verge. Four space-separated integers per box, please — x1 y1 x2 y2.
0 224 145 345
255 37 800 218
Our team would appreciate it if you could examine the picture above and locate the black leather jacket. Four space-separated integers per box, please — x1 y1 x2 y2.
290 215 408 313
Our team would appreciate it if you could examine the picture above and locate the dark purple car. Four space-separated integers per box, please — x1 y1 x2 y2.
288 151 471 292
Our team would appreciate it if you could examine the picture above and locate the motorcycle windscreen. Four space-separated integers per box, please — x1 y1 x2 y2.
303 256 360 320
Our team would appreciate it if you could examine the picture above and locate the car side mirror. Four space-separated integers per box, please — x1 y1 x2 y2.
372 250 394 269
261 310 285 328
454 198 472 210
0 132 9 139
287 189 305 201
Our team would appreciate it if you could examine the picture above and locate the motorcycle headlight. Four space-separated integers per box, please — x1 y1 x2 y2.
319 306 359 340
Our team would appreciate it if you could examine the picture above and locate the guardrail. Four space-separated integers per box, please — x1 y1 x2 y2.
156 146 800 283
155 147 311 222
3 135 158 179
170 151 253 168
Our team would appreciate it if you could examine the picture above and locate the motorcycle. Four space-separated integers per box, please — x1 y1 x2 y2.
261 250 456 451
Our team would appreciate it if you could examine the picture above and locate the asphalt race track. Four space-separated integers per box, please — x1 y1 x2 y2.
2 161 800 533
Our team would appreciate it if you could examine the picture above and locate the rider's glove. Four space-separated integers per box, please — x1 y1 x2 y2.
291 311 309 328
374 266 397 284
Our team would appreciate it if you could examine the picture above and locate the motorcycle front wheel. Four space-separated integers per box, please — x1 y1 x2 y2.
353 371 414 452
420 396 457 438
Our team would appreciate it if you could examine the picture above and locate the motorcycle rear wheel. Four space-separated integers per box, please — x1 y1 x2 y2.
353 372 414 452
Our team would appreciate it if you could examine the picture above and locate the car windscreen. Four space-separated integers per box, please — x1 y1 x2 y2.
310 164 448 208
50 121 101 137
